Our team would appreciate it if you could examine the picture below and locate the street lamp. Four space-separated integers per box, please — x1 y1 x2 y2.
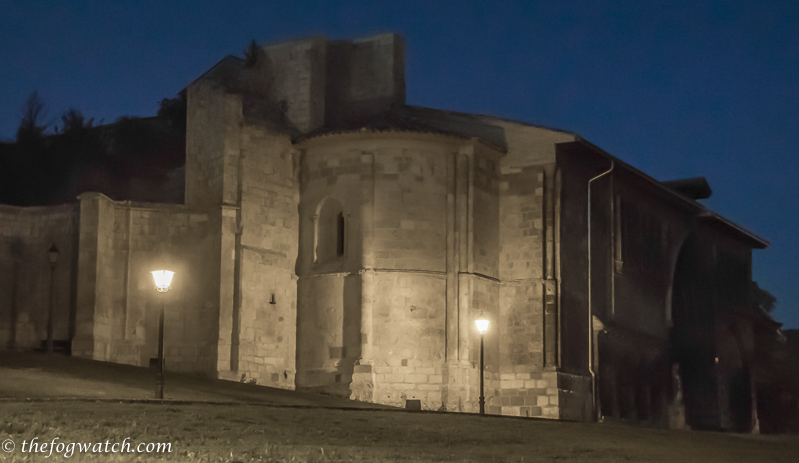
151 270 174 399
475 311 490 415
46 244 59 354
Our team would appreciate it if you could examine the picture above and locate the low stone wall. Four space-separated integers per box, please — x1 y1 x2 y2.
72 193 219 375
0 203 79 350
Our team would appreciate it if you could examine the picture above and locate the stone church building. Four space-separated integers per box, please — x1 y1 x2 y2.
0 34 769 431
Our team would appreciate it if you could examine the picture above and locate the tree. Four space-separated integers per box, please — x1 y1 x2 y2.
8 92 50 204
57 107 104 169
752 281 777 313
16 91 48 142
60 108 94 133
243 39 260 68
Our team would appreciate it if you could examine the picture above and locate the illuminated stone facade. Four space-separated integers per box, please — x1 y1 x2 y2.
0 34 768 430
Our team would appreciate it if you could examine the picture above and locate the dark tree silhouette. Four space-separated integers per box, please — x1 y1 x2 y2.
2 91 186 206
752 281 777 313
243 39 260 68
60 107 94 133
16 91 48 141
3 92 51 204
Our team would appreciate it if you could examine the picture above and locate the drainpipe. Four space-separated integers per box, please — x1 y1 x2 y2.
588 161 614 421
230 149 245 372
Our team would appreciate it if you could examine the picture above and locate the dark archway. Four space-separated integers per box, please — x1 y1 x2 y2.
670 233 719 430
721 321 755 432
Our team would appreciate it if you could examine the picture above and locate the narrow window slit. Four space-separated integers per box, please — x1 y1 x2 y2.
336 212 345 256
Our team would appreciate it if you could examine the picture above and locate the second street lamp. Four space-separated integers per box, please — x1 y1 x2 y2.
475 311 490 415
46 244 59 354
151 270 175 400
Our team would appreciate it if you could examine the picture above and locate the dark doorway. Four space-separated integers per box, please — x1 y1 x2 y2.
670 233 719 430
728 363 753 431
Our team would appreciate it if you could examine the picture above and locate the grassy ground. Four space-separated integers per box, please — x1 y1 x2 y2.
1 353 798 462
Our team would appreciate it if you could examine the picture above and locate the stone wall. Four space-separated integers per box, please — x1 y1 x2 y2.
325 34 405 126
292 130 577 415
472 156 500 278
496 164 550 417
72 193 219 373
0 204 79 350
296 137 371 394
490 123 576 418
296 274 361 394
258 36 327 133
371 272 446 409
232 125 299 389
185 82 243 211
243 33 406 133
184 78 301 385
296 135 482 409
370 142 448 272
499 167 545 281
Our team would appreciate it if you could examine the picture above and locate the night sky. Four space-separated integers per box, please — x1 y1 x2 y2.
2 1 797 328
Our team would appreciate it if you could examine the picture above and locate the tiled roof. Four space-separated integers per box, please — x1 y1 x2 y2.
298 109 467 140
296 106 506 151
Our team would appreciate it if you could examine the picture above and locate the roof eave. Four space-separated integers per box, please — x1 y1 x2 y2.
698 211 770 249
567 138 769 249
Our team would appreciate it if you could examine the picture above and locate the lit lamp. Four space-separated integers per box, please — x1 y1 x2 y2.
475 311 490 415
46 244 59 354
151 270 174 399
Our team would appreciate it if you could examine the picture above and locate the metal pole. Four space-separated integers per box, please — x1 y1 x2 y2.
479 333 485 415
46 262 55 353
156 299 165 399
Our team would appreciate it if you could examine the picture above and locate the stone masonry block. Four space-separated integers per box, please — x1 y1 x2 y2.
418 384 440 391
405 374 428 384
385 373 404 383
393 383 415 391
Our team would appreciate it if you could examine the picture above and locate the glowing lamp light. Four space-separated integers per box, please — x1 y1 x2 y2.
151 270 175 293
475 312 490 334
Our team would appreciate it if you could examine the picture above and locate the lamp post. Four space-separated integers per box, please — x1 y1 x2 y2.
151 270 175 400
475 311 490 415
46 244 59 353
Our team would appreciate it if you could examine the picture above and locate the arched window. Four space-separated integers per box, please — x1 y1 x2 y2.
336 212 345 257
314 198 345 263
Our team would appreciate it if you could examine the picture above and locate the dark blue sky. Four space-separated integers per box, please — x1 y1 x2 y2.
2 1 797 327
